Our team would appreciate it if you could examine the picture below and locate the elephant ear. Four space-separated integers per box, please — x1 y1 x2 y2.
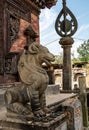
28 42 39 54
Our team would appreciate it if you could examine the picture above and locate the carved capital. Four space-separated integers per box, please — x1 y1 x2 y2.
59 37 74 47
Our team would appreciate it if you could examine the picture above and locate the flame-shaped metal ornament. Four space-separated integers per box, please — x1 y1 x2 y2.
55 0 78 37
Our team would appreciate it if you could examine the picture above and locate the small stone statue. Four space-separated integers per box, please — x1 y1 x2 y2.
5 29 55 118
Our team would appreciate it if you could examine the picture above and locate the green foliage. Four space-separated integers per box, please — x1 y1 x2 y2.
54 52 63 64
72 57 80 64
77 40 89 62
71 51 80 64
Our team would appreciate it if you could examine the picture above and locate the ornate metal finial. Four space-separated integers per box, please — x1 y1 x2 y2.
55 0 78 37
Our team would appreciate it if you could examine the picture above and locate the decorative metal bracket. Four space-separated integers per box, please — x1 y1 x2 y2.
55 0 78 37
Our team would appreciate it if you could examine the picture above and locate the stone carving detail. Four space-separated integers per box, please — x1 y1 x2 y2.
30 0 57 9
10 15 20 45
4 52 19 74
5 42 55 118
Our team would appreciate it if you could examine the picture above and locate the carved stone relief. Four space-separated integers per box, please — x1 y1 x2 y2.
10 19 30 52
0 0 40 82
5 52 19 74
10 15 20 46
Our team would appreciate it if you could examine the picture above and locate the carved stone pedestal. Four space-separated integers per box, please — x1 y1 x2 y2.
0 83 83 130
0 111 67 130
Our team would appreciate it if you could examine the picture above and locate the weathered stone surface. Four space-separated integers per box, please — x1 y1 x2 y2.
63 97 83 130
0 92 68 130
4 42 55 118
0 84 83 130
46 84 60 95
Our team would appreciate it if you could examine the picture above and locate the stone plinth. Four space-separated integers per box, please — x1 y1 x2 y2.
0 110 67 130
63 97 83 130
46 84 60 95
0 83 83 130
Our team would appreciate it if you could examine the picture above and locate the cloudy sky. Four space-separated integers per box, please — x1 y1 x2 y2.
39 0 89 57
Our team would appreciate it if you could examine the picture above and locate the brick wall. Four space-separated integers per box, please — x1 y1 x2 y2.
10 13 40 52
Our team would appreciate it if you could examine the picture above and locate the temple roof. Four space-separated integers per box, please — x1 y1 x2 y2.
30 0 58 9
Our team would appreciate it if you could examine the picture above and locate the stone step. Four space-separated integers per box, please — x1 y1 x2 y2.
0 119 30 130
0 111 67 130
0 126 22 130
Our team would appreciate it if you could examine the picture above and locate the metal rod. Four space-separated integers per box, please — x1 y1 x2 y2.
62 0 67 36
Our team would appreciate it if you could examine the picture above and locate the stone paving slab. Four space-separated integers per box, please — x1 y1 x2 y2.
46 93 77 106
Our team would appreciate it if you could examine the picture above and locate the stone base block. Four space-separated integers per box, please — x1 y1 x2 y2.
0 111 67 130
46 84 60 95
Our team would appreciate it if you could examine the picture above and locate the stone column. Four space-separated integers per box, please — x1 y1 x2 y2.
59 37 74 90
